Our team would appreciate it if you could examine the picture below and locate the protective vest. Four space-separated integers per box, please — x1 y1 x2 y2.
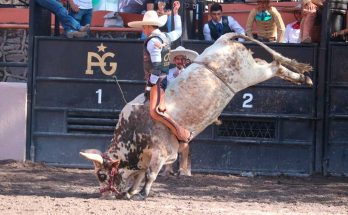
208 16 233 40
143 34 171 80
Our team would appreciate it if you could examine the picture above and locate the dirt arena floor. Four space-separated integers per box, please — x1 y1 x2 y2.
0 160 347 215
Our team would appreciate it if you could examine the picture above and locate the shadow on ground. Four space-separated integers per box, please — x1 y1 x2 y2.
0 160 347 206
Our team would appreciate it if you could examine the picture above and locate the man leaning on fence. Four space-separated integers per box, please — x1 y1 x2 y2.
246 0 285 42
203 3 245 42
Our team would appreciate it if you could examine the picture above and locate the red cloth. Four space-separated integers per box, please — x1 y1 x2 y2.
292 22 301 29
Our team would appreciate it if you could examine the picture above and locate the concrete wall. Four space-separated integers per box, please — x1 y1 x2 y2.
0 29 28 82
0 82 27 160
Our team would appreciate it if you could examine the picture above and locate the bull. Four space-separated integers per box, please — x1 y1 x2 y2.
80 33 313 200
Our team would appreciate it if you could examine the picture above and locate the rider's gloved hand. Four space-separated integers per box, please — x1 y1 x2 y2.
149 74 159 85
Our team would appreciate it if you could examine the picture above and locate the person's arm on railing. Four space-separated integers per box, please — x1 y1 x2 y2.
246 9 257 38
270 7 285 42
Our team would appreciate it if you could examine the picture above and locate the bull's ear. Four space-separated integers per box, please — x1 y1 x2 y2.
79 150 103 166
111 159 120 168
103 159 120 170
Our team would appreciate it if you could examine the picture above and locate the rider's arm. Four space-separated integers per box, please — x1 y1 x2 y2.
166 14 182 42
147 37 163 84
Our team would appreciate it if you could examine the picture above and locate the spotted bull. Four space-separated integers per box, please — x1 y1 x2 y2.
80 33 313 200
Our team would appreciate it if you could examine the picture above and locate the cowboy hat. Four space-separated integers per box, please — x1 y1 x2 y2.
169 46 199 63
128 10 167 29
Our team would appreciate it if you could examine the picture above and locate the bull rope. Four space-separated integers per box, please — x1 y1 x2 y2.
113 75 128 104
193 60 236 94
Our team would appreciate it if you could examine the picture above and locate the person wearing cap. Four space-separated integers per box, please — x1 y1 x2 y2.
246 0 285 42
300 0 324 43
128 1 192 143
167 46 199 85
203 3 245 42
284 4 302 43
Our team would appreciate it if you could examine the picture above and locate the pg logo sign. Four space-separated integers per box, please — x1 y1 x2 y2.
85 43 117 76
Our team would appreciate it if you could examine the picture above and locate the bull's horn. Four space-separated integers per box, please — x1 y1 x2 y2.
80 152 103 165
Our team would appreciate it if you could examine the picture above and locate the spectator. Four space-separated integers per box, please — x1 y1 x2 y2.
284 4 302 43
119 0 147 14
167 46 198 85
203 3 245 42
331 28 348 40
246 0 285 42
68 0 93 27
156 0 172 32
35 0 89 38
300 0 324 43
140 0 171 39
145 0 155 11
140 1 156 40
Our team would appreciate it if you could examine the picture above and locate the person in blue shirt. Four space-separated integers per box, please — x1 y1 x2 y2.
203 3 245 42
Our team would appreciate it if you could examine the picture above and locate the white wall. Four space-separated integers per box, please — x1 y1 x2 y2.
0 82 27 160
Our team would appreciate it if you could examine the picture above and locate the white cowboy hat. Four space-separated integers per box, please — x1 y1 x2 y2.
128 10 167 29
169 46 199 63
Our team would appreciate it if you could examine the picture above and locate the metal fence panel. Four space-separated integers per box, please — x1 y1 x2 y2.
183 40 318 175
31 38 318 175
325 42 348 176
31 37 144 166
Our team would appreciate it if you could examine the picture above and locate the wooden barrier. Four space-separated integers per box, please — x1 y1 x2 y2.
0 8 141 34
0 8 29 29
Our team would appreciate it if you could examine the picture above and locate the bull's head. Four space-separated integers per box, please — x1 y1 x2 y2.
80 150 127 199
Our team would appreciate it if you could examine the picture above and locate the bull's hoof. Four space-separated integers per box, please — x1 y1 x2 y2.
305 76 313 86
130 193 146 201
159 170 176 177
178 168 192 177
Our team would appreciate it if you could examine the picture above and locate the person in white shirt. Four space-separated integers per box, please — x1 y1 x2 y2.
129 1 192 143
68 0 93 26
167 46 198 85
284 5 302 43
203 3 245 42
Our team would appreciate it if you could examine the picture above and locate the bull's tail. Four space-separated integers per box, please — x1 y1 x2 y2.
229 34 313 74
